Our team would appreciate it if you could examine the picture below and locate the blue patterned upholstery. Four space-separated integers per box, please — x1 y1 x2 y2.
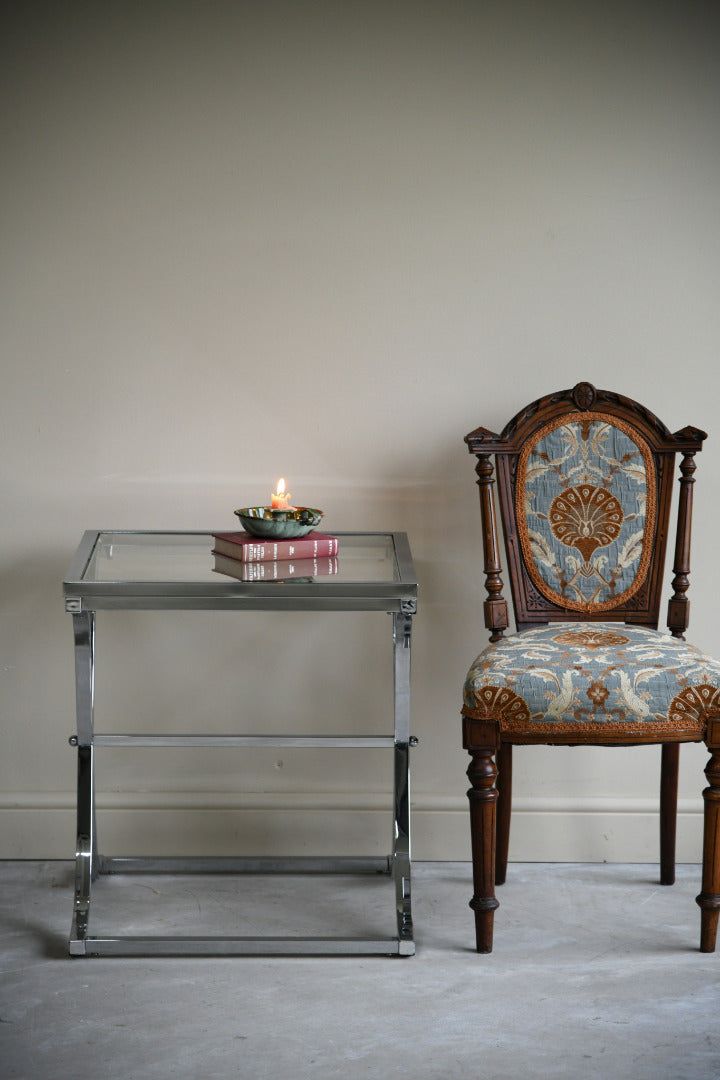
517 415 655 612
463 623 720 739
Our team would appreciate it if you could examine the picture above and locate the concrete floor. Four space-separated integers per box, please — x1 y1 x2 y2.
1 861 719 1080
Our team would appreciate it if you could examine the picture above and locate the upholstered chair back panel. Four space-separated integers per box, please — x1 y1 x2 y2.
516 413 656 614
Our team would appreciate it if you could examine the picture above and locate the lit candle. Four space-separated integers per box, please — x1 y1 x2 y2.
271 478 293 510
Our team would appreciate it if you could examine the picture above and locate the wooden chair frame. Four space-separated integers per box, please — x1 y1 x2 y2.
462 381 720 952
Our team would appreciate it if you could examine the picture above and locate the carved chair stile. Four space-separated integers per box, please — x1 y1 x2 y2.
461 381 720 953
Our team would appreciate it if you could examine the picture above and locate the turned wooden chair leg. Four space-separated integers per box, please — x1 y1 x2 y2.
467 747 499 952
463 716 501 953
495 741 512 886
660 742 679 885
697 722 720 952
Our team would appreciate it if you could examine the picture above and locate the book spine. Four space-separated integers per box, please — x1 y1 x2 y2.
241 537 339 562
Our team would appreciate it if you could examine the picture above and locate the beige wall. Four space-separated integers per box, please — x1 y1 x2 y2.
2 1 720 863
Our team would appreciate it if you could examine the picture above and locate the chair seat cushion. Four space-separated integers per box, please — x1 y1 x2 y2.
462 623 720 740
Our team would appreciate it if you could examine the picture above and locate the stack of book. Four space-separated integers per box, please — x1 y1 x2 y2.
211 531 340 581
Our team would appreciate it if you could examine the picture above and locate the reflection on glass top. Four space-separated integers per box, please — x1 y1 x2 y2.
81 532 401 585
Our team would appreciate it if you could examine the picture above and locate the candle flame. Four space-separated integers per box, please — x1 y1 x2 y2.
271 477 292 509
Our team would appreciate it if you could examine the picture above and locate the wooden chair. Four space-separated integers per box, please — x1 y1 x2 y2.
461 381 720 952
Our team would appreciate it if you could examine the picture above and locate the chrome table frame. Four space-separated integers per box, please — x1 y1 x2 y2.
63 530 417 957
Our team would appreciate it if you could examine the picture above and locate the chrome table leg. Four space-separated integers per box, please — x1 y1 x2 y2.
70 746 93 953
392 608 415 948
69 612 96 956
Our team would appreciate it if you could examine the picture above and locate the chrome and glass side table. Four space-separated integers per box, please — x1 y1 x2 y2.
63 531 418 957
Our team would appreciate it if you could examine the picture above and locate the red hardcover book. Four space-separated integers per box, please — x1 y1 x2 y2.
211 531 340 563
213 553 339 581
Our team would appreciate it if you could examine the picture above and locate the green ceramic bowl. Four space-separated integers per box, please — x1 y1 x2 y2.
234 506 324 540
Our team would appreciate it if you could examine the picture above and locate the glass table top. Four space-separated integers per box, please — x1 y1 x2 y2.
64 531 417 609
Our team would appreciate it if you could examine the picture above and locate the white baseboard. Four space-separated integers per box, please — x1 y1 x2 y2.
0 792 705 863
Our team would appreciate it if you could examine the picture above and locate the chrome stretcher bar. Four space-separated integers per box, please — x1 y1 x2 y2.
71 937 416 958
64 531 417 957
